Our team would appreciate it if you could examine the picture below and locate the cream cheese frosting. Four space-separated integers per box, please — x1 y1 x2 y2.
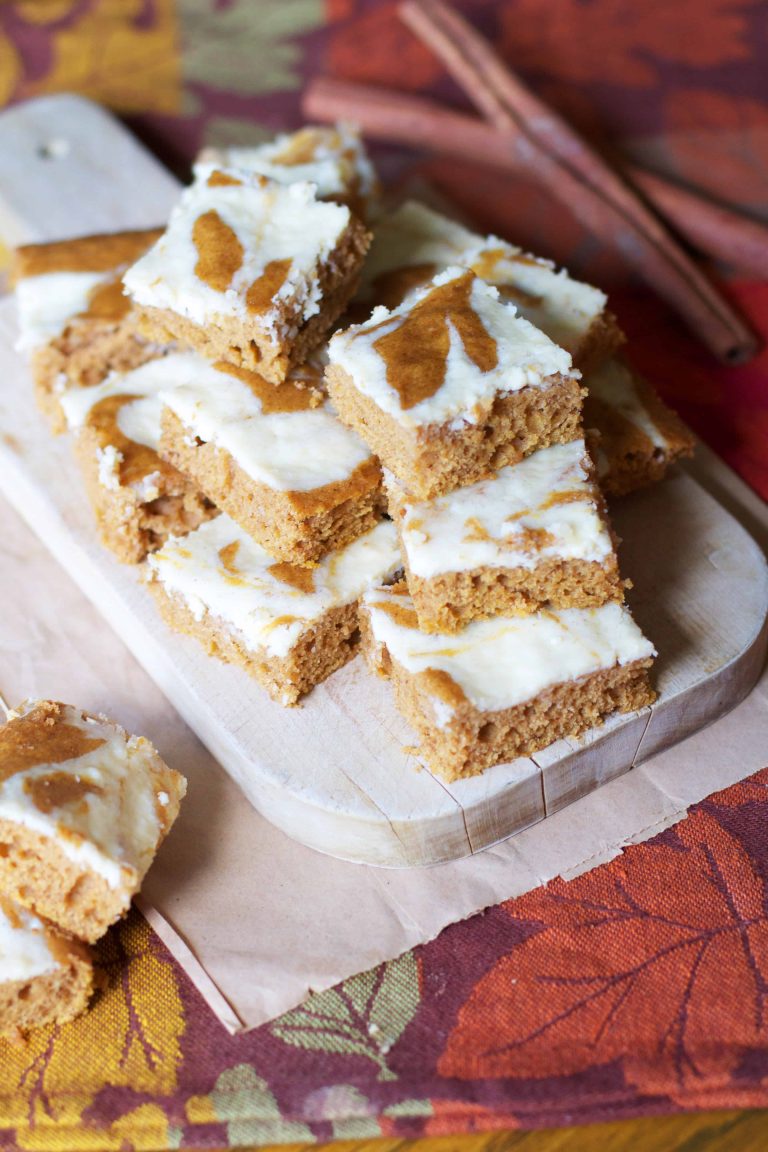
329 266 576 430
59 355 181 452
586 359 669 450
159 353 373 493
123 166 353 342
358 201 607 354
148 516 401 661
0 899 60 984
363 587 655 718
15 271 106 350
0 702 181 894
388 439 612 579
195 123 377 208
14 229 160 353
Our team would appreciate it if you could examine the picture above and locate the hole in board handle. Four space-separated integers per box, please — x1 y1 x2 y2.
37 138 70 161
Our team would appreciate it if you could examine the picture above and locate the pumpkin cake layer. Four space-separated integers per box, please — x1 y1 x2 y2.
13 228 165 431
584 359 695 497
61 354 216 564
196 123 379 220
387 438 624 633
158 353 384 566
123 167 371 382
147 516 401 706
354 201 623 372
0 700 186 943
361 584 656 782
327 266 584 500
0 897 93 1035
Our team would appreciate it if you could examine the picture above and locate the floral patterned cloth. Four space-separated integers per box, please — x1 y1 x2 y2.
3 771 768 1150
0 2 766 1148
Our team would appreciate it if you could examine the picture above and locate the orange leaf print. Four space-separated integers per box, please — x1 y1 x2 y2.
664 91 768 208
327 1 441 90
707 767 768 808
440 810 768 1103
420 1099 520 1137
500 0 751 87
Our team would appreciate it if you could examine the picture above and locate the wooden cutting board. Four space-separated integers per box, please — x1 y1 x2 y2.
0 95 765 867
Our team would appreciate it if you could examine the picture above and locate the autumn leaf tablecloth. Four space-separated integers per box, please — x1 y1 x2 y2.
4 772 768 1149
0 2 767 1149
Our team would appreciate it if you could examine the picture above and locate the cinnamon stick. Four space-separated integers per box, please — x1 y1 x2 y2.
626 166 768 280
304 77 768 279
395 0 758 364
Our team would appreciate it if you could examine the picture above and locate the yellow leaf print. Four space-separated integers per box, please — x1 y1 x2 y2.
24 0 181 116
14 2 81 24
105 1103 183 1151
0 34 22 107
0 913 185 1149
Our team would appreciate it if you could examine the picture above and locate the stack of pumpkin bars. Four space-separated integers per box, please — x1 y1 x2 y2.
14 125 694 782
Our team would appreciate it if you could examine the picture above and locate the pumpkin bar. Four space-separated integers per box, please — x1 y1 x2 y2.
13 228 164 432
327 266 584 500
584 359 695 497
0 897 93 1035
146 516 401 706
123 167 371 383
361 585 656 782
354 201 623 371
158 352 384 566
196 123 379 220
61 355 216 564
0 700 186 943
387 438 624 634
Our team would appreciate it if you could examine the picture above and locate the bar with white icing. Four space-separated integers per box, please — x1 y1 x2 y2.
365 588 653 716
583 359 695 495
362 583 655 772
0 701 185 941
148 516 400 663
61 357 169 453
0 895 93 1033
16 271 112 351
0 703 181 891
329 266 577 431
196 123 378 215
123 167 355 342
57 354 215 564
589 360 668 449
153 349 384 564
159 354 372 495
60 354 185 506
13 230 166 433
358 201 617 362
14 229 161 353
388 439 613 578
0 900 61 985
